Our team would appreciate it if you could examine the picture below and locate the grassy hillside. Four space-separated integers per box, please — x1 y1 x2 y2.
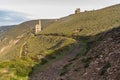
40 4 120 36
0 33 77 60
0 19 56 56
50 26 120 80
1 19 55 39
0 19 77 80
0 34 77 80
0 4 120 80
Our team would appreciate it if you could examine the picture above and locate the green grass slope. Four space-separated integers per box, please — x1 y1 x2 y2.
0 19 77 80
0 19 56 56
2 19 55 39
0 4 120 80
0 34 77 80
40 4 120 36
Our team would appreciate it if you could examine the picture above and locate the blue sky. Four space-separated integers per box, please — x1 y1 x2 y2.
0 10 29 26
0 0 120 26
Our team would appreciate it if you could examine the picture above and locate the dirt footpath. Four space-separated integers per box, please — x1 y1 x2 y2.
29 45 81 80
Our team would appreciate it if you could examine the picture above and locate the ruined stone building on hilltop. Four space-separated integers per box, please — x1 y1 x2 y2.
35 20 41 34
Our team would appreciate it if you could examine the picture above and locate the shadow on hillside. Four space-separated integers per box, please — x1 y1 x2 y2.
28 26 120 79
28 42 77 76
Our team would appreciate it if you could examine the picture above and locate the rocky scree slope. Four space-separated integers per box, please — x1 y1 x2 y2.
56 27 120 80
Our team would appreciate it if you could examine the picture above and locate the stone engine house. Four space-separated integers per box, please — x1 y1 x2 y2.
75 8 80 14
35 20 41 34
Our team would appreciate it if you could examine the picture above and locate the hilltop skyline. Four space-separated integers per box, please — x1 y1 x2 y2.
0 0 120 19
0 0 120 26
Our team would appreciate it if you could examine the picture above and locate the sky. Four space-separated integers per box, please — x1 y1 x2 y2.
0 10 29 26
0 0 120 26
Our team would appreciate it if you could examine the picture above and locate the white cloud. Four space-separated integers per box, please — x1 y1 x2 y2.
0 10 29 26
0 0 120 19
3 16 13 20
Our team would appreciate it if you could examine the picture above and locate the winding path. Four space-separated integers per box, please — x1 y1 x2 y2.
29 45 81 80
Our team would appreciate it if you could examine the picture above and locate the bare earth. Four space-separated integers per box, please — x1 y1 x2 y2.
29 45 81 80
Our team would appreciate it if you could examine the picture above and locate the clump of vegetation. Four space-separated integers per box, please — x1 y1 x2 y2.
99 62 111 75
76 42 88 57
40 58 48 65
68 57 78 62
81 57 93 68
46 55 56 60
0 58 33 80
60 62 72 76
